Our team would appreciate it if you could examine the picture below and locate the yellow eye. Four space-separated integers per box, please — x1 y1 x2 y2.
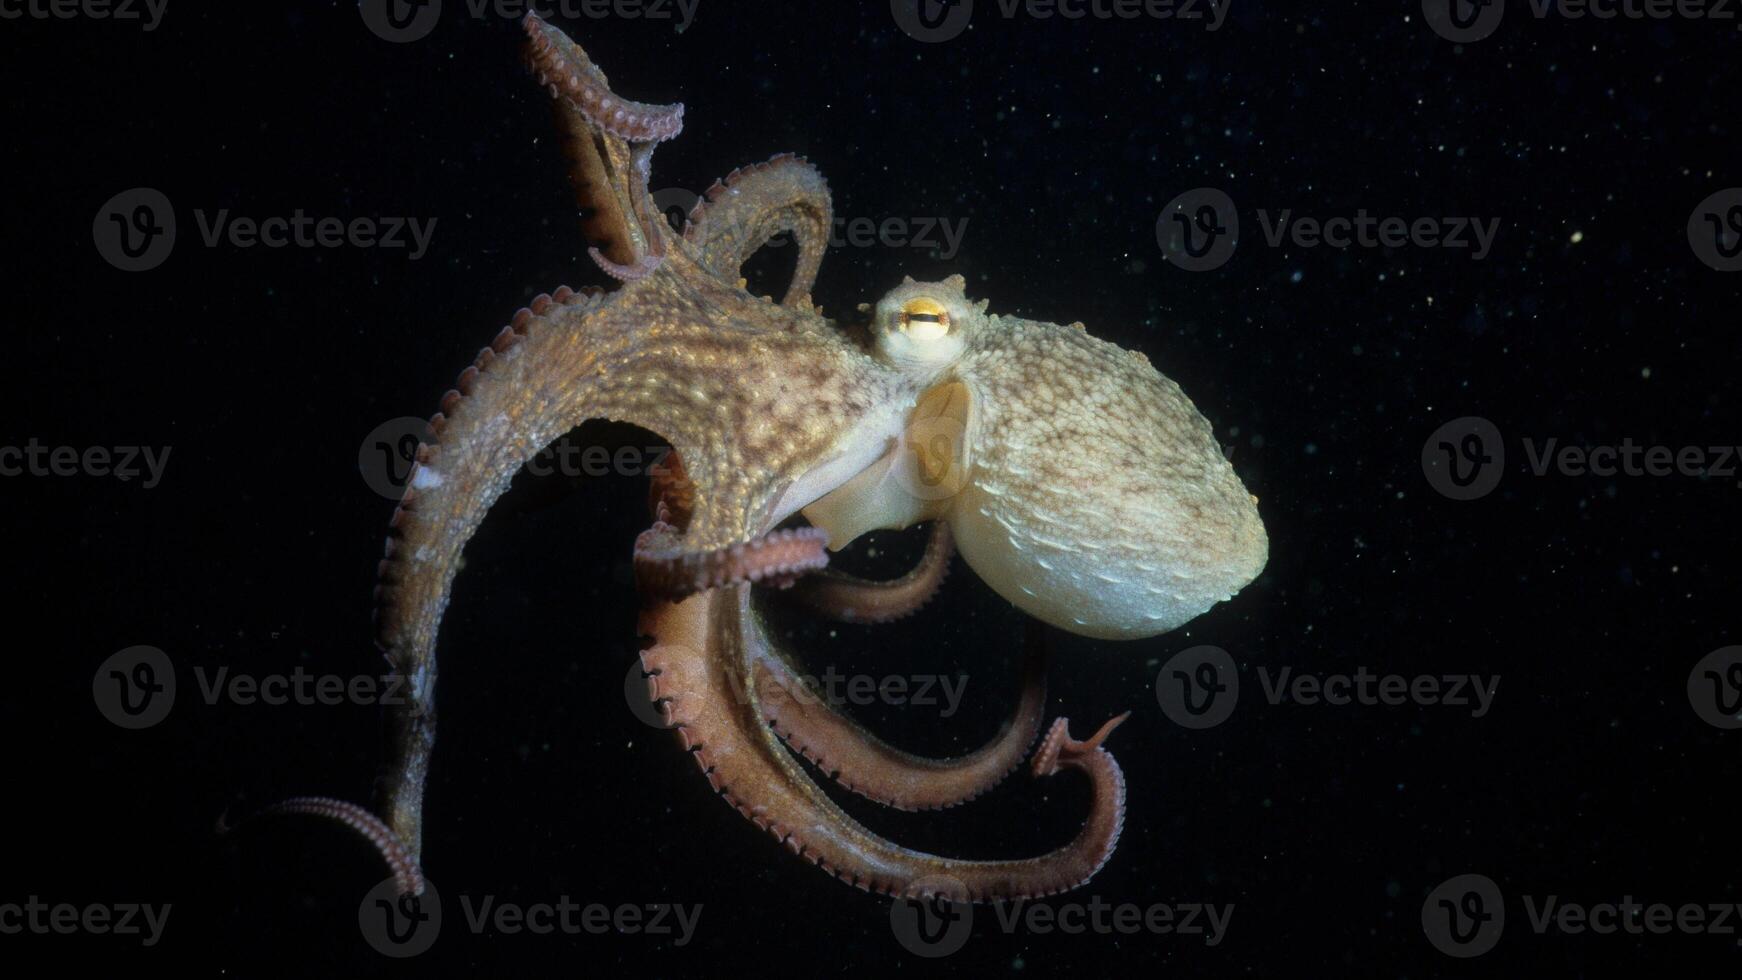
898 298 950 341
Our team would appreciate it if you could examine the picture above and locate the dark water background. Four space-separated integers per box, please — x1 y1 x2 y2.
4 0 1740 975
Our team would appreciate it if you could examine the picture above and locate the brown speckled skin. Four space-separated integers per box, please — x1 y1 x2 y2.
375 248 917 856
320 13 1263 902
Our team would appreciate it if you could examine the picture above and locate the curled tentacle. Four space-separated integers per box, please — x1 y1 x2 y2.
757 618 1046 811
220 797 425 897
525 13 683 143
524 13 680 273
685 153 832 310
635 516 829 596
638 585 1130 902
791 520 953 623
589 246 664 282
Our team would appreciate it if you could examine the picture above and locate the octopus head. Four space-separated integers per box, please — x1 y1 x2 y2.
807 276 1267 641
869 274 985 381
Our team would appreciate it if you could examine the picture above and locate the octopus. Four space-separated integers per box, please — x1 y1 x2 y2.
253 14 1267 905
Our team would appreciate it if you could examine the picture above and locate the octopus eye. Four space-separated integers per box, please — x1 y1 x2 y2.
898 298 951 341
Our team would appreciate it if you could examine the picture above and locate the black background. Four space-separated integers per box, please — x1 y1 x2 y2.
4 0 1740 975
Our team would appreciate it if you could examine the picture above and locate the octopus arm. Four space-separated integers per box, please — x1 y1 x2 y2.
790 520 955 624
755 625 1046 812
364 278 889 865
640 586 1128 903
524 13 682 274
683 153 833 311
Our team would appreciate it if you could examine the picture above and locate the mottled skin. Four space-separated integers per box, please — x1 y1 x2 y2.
805 277 1269 640
257 13 1266 905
